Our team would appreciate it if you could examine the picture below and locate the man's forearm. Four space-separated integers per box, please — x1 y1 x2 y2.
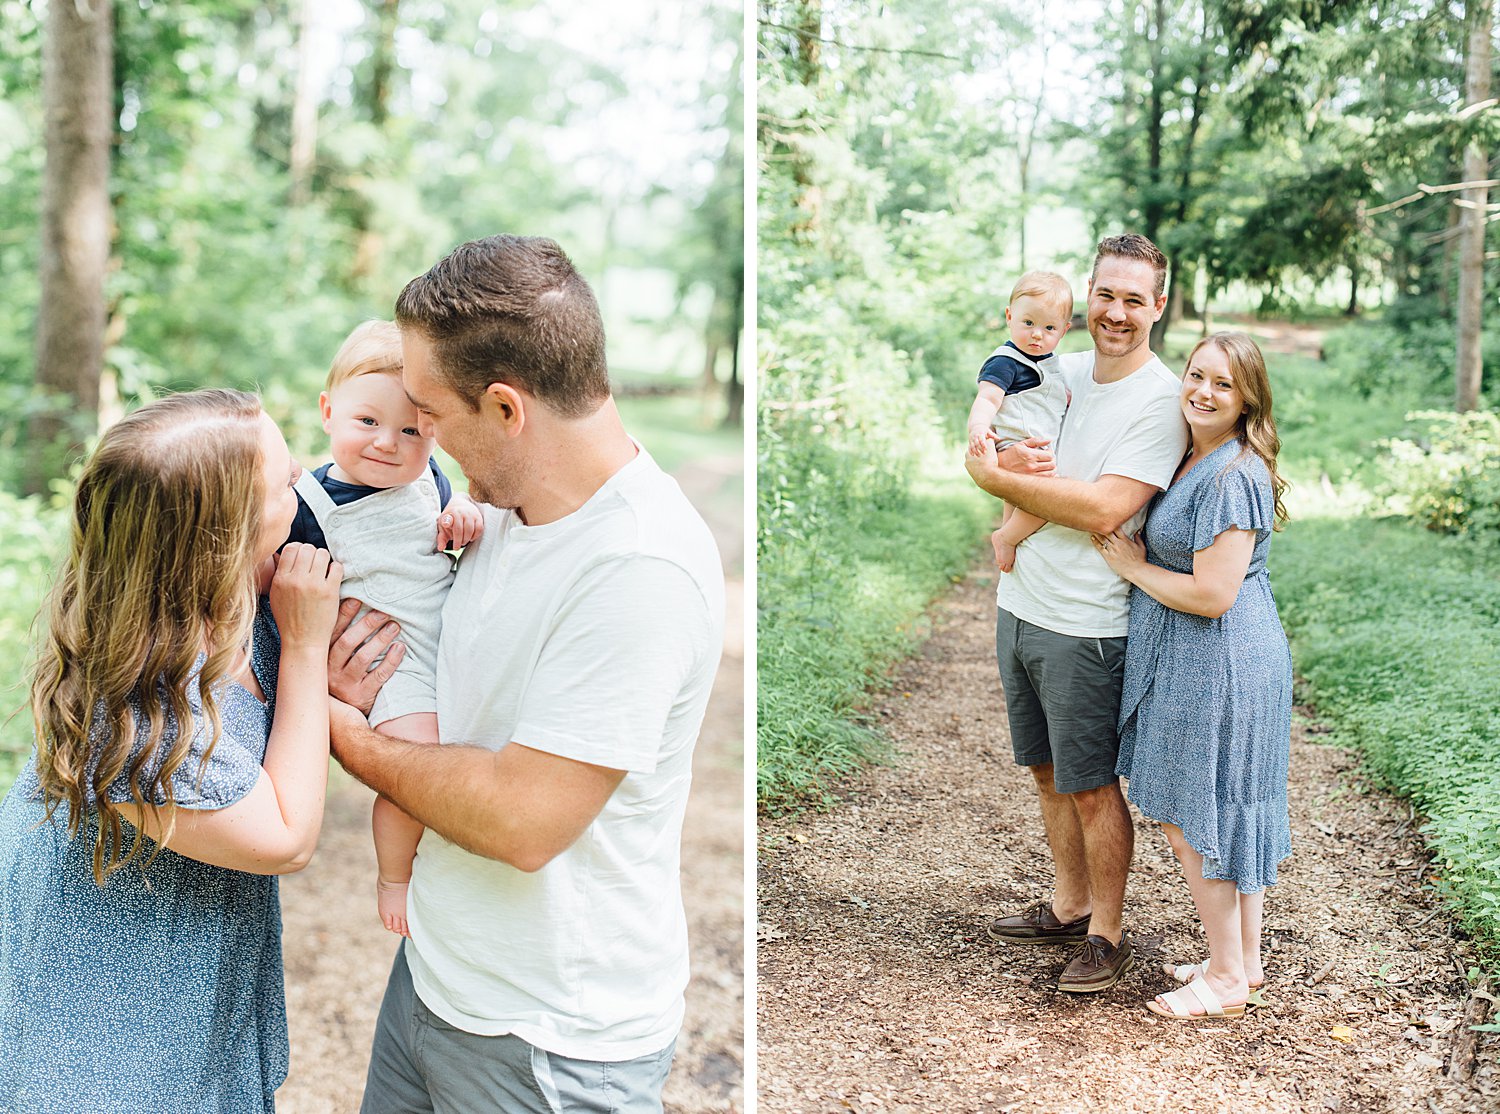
332 716 625 872
336 722 514 860
970 464 1117 534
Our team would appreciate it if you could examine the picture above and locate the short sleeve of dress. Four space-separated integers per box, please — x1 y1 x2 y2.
97 697 265 812
1193 456 1275 552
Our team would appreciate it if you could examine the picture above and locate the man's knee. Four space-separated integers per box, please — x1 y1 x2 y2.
1069 780 1124 820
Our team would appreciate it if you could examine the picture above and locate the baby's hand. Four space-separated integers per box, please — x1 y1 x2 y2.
967 424 998 457
437 493 485 550
991 531 1017 574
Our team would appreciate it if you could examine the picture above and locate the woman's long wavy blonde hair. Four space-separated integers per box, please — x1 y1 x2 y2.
29 388 267 883
1188 331 1290 530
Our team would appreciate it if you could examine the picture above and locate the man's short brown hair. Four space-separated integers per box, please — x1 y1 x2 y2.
394 235 610 417
1091 233 1169 300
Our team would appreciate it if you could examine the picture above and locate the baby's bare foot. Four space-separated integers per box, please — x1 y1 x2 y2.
377 878 412 938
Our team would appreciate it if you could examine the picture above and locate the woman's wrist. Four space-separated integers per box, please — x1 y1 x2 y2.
278 641 330 668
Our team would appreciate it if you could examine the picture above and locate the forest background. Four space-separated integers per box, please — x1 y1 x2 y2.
0 0 744 765
757 0 1500 971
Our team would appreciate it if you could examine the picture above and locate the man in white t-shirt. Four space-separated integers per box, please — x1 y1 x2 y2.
964 234 1188 995
325 234 725 1112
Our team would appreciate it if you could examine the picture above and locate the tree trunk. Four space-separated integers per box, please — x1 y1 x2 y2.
1345 258 1361 317
289 0 319 206
790 0 823 236
1145 0 1170 353
369 0 400 127
30 0 114 494
1456 0 1493 412
721 263 744 429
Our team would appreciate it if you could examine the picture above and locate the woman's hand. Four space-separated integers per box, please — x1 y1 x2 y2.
1091 529 1146 577
269 543 343 649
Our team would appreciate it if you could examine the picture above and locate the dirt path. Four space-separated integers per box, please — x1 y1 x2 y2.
757 565 1498 1114
276 455 744 1113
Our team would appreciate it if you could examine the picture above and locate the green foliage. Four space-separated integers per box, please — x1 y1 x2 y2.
1 1 743 491
757 462 992 810
1381 410 1500 544
1273 515 1500 957
757 0 1021 808
0 489 65 785
1319 320 1453 402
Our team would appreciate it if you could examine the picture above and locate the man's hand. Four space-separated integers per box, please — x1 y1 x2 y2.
327 598 406 715
437 493 485 551
997 437 1056 476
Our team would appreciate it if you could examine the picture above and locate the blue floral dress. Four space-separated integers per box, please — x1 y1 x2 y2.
0 605 288 1112
1116 439 1293 893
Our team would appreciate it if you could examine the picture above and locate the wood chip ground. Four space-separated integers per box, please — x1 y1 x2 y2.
757 567 1498 1114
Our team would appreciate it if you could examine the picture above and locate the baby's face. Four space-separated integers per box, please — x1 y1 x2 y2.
321 372 434 489
1005 295 1070 359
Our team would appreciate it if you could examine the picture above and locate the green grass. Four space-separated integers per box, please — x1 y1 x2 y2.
757 469 993 810
1257 317 1500 963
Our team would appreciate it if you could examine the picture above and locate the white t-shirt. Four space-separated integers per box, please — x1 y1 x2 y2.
406 447 725 1061
998 350 1187 637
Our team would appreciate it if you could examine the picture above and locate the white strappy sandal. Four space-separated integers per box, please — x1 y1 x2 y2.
1145 976 1247 1020
1165 959 1266 999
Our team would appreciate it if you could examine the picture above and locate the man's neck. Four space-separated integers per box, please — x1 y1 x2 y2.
516 399 638 526
1092 346 1157 384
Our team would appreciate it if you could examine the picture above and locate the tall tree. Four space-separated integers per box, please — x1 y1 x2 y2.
288 0 319 207
30 0 114 493
1455 0 1494 412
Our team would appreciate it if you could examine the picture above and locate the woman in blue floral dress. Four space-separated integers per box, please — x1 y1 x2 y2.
0 389 344 1110
1093 332 1292 1021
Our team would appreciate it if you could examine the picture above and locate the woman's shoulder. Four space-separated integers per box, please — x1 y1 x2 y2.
1215 442 1272 489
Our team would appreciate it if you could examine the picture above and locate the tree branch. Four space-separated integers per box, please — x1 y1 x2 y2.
758 20 963 62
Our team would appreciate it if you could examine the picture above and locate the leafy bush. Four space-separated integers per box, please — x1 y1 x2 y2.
1381 410 1500 544
1319 320 1451 402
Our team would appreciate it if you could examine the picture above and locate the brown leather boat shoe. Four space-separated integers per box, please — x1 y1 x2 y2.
985 900 1092 944
1056 933 1135 993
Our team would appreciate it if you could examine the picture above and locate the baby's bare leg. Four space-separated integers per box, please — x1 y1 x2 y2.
372 711 438 938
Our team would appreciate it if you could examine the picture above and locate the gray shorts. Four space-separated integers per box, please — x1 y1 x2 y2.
360 946 676 1114
996 609 1126 794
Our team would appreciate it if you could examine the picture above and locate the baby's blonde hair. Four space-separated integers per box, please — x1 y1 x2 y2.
326 319 403 391
1009 271 1074 320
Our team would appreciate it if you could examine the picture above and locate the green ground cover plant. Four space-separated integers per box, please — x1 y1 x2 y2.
756 292 996 808
1272 516 1500 955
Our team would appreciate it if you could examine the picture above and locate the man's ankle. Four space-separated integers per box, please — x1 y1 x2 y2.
1051 900 1091 923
